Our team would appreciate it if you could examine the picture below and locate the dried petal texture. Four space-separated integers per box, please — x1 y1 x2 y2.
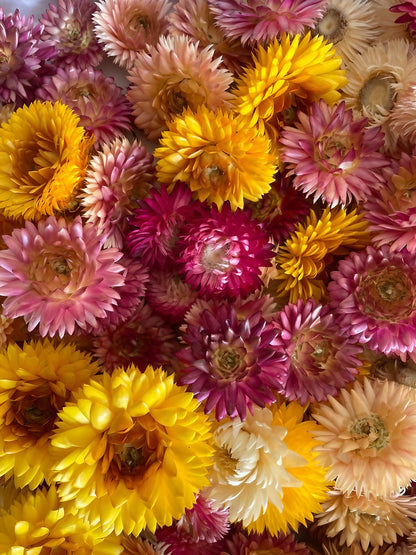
0 486 123 554
155 105 277 211
0 340 100 489
40 0 102 68
312 378 416 497
80 137 155 249
372 0 412 42
178 298 288 420
316 489 416 550
280 100 389 206
328 245 416 359
364 150 416 253
222 529 310 555
127 35 234 139
391 1 416 37
179 203 274 299
0 216 126 338
208 0 326 45
206 402 329 534
93 0 172 69
322 540 397 555
37 66 132 149
51 365 214 536
273 299 362 404
233 32 347 129
0 8 55 105
0 100 92 221
273 207 371 304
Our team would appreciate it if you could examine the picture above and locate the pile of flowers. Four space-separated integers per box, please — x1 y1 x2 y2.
1 0 416 552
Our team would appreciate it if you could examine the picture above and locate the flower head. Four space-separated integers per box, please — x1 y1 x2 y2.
0 340 100 489
0 216 125 338
93 0 172 69
312 378 416 497
81 137 155 248
206 402 329 535
127 34 234 139
155 105 277 211
0 9 55 105
391 1 416 37
328 245 416 359
279 100 389 206
208 0 326 45
0 100 92 221
51 365 214 535
40 0 102 68
179 203 274 299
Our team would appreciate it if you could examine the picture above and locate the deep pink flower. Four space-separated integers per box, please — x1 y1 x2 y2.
40 0 102 68
273 298 362 404
179 203 274 299
0 216 125 338
328 245 416 360
178 298 288 420
280 100 390 206
390 1 416 37
207 0 326 45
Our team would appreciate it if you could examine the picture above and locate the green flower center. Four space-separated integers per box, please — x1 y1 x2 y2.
212 346 247 380
350 414 389 450
359 73 397 116
316 8 348 44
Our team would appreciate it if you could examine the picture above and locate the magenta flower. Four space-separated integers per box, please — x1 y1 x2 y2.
207 0 326 45
328 245 416 360
0 8 55 105
390 1 416 37
178 298 288 420
179 203 274 299
279 100 390 206
0 216 125 338
40 0 102 68
273 299 363 404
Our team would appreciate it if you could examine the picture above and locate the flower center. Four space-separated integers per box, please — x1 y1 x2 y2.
15 394 59 437
50 256 71 276
212 346 247 380
129 14 150 31
201 241 232 272
67 24 81 41
358 266 415 321
350 414 389 450
316 8 348 44
215 446 238 474
292 330 335 374
359 73 397 116
201 166 226 188
166 89 189 115
199 152 231 189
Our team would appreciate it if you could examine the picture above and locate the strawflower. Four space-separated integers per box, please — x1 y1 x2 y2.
0 216 126 338
221 528 311 555
155 105 277 211
0 100 93 221
312 377 416 497
391 1 416 37
0 339 100 489
127 34 234 140
51 365 214 535
322 541 397 555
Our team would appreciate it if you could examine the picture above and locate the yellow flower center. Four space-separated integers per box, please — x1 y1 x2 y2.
316 7 348 44
359 73 397 116
199 152 232 190
215 446 238 474
350 414 389 450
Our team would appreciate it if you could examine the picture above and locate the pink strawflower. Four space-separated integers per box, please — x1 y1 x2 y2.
178 298 288 420
207 0 327 45
0 216 125 338
80 137 155 249
0 9 55 105
179 203 274 299
127 34 234 140
273 298 363 404
156 495 230 549
328 245 416 360
40 0 102 68
93 0 172 69
92 301 180 373
221 528 310 555
37 66 132 148
247 174 310 244
127 183 204 269
391 1 416 37
279 100 390 207
364 150 416 253
146 267 198 324
168 0 253 74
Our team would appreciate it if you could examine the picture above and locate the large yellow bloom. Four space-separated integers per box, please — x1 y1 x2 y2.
154 105 277 210
272 207 371 303
51 365 214 536
0 486 123 554
233 32 347 128
0 340 100 489
0 100 93 221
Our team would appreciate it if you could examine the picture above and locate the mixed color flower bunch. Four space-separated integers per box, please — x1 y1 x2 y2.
1 0 416 552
